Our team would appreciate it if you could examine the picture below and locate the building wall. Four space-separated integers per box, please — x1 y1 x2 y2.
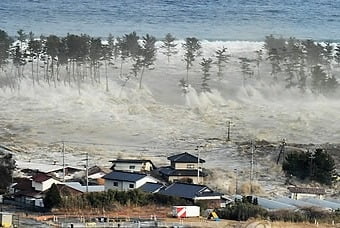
113 162 153 172
32 178 60 192
172 162 204 170
168 175 204 185
104 176 158 191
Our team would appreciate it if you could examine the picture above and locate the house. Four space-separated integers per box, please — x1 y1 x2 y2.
88 166 111 185
10 177 45 208
109 159 156 173
31 173 61 192
158 182 230 208
158 152 207 184
288 186 326 200
103 170 159 191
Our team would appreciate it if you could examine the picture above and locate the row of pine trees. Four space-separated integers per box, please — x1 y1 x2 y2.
0 29 340 95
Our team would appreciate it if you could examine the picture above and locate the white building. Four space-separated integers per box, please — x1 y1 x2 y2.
288 186 326 200
31 173 61 192
103 170 159 191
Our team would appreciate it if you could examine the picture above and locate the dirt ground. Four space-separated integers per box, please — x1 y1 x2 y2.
29 206 340 228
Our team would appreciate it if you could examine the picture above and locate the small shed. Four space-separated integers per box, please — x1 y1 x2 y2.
0 212 13 228
288 186 325 200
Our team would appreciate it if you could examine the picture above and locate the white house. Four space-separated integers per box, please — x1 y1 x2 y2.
288 186 326 200
103 170 159 191
31 173 61 192
109 159 156 173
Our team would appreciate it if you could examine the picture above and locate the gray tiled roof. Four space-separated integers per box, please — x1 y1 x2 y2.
168 152 205 163
103 170 146 182
139 182 164 193
159 182 219 199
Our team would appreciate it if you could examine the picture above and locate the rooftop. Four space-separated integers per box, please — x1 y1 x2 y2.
32 173 53 183
103 170 147 182
139 182 164 193
158 166 207 177
159 182 218 199
64 182 105 193
168 152 205 163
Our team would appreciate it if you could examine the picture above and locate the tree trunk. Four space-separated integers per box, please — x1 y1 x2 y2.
105 60 109 92
139 66 146 89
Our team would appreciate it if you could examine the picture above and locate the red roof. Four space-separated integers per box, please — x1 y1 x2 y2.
32 173 53 183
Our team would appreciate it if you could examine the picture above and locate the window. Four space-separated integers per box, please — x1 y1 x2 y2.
129 165 135 169
187 164 195 169
129 183 134 188
113 182 118 187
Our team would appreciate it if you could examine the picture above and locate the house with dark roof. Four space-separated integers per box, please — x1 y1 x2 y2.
288 186 326 200
158 182 230 208
157 152 207 184
109 159 156 173
103 170 160 191
139 182 165 193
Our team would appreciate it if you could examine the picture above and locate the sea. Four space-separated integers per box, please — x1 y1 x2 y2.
1 0 340 41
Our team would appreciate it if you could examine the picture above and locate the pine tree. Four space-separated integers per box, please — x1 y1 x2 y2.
138 34 156 89
312 149 337 185
200 57 213 92
334 43 340 66
214 47 230 80
239 57 254 86
46 35 60 87
182 37 201 85
0 29 12 70
255 49 263 79
0 152 16 193
161 33 178 63
311 65 327 94
43 183 62 210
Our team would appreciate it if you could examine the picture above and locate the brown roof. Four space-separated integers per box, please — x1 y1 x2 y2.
288 187 325 195
32 173 53 183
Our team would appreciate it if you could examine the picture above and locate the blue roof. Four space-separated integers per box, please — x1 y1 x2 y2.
159 182 217 199
168 152 205 163
103 170 147 182
139 182 164 193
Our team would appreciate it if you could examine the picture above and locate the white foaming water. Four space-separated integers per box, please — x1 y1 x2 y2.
0 40 339 174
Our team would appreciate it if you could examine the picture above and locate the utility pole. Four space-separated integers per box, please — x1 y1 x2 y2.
62 141 65 182
86 152 89 193
250 140 254 195
196 146 200 184
227 121 231 141
234 169 238 195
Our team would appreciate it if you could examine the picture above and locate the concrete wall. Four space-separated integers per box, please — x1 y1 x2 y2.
113 162 153 172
